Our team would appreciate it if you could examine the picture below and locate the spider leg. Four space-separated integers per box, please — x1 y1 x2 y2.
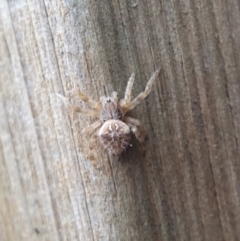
89 130 99 147
58 94 99 117
124 116 148 145
87 129 101 161
70 105 99 117
82 120 102 135
89 130 99 150
127 69 160 112
77 89 102 110
120 73 135 109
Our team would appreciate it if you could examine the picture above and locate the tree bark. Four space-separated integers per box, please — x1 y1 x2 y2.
1 0 240 240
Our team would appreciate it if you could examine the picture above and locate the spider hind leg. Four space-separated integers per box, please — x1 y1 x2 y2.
124 116 148 153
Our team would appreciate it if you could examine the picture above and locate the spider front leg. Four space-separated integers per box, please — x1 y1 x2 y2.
58 94 99 117
120 73 135 112
128 69 161 111
124 116 148 145
77 89 102 111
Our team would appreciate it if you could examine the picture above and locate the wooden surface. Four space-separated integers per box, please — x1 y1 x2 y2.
1 0 240 240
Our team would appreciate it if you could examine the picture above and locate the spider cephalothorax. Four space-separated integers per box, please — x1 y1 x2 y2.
67 69 160 155
100 93 123 121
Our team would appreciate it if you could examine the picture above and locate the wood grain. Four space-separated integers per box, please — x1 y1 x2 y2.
0 0 240 240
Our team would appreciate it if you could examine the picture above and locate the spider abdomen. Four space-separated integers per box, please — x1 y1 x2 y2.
98 119 131 155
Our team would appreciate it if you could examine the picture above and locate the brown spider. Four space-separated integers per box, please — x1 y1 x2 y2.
66 69 160 155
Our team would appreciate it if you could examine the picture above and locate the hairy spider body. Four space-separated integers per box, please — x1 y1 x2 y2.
67 69 160 156
98 96 130 154
99 120 131 155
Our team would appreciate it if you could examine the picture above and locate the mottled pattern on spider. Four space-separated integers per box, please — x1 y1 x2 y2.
70 69 160 155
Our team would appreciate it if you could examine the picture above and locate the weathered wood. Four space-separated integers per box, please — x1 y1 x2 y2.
0 0 240 240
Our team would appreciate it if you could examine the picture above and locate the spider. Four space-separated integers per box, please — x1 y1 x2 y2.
66 69 160 156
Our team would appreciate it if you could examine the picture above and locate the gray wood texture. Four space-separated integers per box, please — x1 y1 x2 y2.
1 0 240 240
